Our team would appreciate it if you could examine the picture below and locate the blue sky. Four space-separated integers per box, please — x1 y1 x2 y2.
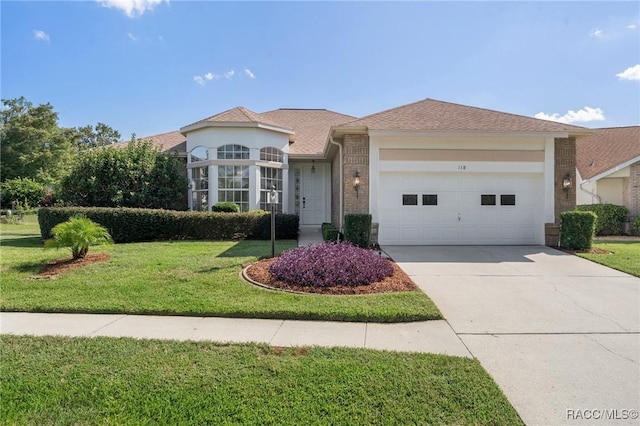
2 1 639 139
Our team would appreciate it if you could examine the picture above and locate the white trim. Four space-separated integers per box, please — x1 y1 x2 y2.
369 129 571 139
369 137 380 224
582 155 640 183
378 161 544 174
180 121 294 136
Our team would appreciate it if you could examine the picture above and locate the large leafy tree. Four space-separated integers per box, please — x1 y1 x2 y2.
59 138 188 210
0 97 77 185
75 122 121 151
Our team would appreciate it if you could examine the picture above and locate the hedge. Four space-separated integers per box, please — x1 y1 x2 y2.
635 216 640 234
575 204 628 235
38 207 299 243
560 211 597 250
344 214 372 248
212 202 240 213
321 222 340 242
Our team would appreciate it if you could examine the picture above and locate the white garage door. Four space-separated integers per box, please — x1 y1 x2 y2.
378 173 543 245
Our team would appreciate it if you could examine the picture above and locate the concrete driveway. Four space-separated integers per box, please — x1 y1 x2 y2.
384 245 640 426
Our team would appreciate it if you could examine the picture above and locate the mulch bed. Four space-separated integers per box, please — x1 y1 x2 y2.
32 253 110 279
244 257 419 295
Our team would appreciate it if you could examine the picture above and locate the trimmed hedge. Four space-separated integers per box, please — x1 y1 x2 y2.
212 202 240 213
635 216 640 234
321 223 340 242
576 204 628 235
344 214 372 248
38 207 299 243
560 211 597 250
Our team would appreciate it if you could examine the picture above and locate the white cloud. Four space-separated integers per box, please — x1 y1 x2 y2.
616 64 640 81
244 69 255 79
193 76 205 86
224 70 235 79
158 35 164 42
591 28 604 37
34 30 50 42
204 72 218 81
628 24 638 30
534 107 605 124
127 32 138 41
96 0 167 18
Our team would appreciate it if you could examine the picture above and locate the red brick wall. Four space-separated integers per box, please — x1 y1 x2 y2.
342 134 370 215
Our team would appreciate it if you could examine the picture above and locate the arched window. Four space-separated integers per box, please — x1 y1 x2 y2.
217 144 249 160
189 146 208 163
260 147 283 163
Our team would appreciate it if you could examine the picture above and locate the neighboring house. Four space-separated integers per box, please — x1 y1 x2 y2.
139 98 590 246
576 126 640 223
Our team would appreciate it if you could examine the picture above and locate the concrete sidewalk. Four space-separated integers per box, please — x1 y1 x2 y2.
0 312 471 357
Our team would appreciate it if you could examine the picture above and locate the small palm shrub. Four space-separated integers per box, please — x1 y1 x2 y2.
270 242 394 287
44 215 113 260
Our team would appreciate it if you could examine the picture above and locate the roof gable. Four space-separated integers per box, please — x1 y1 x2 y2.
338 98 588 134
577 126 640 180
180 106 293 134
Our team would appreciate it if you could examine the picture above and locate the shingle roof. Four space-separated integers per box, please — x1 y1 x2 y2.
577 126 640 180
338 98 588 133
118 130 186 154
182 106 291 131
261 109 356 156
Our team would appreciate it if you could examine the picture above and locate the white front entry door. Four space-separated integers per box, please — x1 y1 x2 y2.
301 165 328 225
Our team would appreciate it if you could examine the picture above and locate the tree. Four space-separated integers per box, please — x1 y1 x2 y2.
0 97 77 185
0 177 46 209
75 122 121 151
44 216 113 259
59 138 188 210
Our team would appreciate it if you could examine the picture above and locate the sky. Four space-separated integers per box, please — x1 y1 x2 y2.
2 1 639 139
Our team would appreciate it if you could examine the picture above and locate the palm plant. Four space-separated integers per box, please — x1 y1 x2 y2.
44 216 113 259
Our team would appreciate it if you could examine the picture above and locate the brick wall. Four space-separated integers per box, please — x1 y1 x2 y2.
545 137 577 245
342 134 369 215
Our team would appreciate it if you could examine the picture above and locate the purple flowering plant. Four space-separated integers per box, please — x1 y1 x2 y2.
269 242 394 287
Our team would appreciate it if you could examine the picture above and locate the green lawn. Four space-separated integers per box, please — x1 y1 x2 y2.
0 335 523 425
1 216 441 322
577 241 640 277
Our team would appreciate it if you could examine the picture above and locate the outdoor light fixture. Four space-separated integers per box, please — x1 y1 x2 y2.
354 171 361 198
311 160 316 174
562 173 572 199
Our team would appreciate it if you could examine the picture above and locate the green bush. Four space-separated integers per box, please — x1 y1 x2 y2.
561 211 597 250
212 202 240 213
576 204 628 235
634 216 640 234
0 177 46 210
344 214 372 248
44 215 113 259
38 207 298 243
321 222 340 241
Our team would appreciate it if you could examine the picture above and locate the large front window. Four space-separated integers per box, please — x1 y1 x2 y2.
191 167 208 211
260 167 283 213
217 144 249 160
218 165 249 212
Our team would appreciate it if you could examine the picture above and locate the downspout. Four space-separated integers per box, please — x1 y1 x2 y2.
579 179 602 204
329 135 343 233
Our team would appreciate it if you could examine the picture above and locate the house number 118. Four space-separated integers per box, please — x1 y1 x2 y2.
458 165 467 170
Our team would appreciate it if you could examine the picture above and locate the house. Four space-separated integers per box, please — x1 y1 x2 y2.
140 98 590 246
576 126 640 225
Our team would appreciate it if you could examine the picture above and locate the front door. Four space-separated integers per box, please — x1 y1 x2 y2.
301 165 327 225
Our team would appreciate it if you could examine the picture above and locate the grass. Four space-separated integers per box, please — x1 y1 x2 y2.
577 240 640 277
0 335 523 425
1 216 441 322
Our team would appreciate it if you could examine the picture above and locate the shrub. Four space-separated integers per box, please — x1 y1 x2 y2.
38 207 298 243
321 222 340 241
270 242 394 287
212 202 240 213
344 214 372 248
634 216 640 234
0 177 46 210
561 211 597 250
44 215 113 259
576 204 628 235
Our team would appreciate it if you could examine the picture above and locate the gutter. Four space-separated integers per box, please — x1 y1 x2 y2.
329 135 343 232
579 179 602 204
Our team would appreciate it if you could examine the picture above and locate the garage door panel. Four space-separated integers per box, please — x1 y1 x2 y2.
378 172 542 245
